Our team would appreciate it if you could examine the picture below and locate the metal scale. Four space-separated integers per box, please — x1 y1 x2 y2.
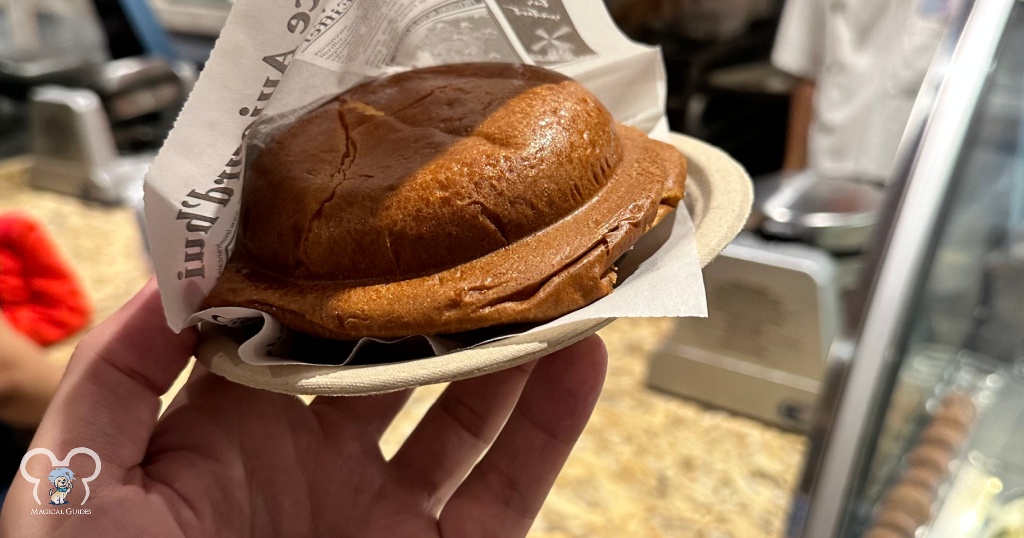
648 172 884 430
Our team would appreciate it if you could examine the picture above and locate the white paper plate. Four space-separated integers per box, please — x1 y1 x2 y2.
195 133 752 395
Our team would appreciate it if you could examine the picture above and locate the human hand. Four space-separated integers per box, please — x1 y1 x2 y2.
0 313 63 428
1 281 607 537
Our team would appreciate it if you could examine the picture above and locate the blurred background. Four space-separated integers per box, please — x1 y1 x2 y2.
3 1 1024 537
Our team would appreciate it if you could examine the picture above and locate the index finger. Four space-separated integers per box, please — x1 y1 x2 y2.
29 280 196 476
439 335 607 536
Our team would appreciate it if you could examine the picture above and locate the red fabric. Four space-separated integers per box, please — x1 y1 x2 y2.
0 213 92 345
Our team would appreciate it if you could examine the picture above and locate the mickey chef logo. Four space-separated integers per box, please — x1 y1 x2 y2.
19 447 102 506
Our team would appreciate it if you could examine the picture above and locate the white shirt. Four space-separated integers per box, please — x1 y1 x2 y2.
772 0 952 183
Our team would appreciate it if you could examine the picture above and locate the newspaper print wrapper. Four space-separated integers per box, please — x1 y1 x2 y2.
144 0 709 367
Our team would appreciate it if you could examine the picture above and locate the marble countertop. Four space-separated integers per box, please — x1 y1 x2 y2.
1 160 807 537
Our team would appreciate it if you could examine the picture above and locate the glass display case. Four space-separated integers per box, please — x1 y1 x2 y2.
788 0 1024 536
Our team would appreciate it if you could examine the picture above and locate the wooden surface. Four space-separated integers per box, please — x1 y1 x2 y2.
1 159 807 537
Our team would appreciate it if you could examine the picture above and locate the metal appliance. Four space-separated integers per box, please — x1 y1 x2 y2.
0 0 194 204
647 172 883 431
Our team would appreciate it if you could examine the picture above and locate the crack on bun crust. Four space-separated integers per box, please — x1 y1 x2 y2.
203 63 687 339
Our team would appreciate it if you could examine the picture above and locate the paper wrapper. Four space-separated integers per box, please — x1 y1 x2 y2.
144 0 747 389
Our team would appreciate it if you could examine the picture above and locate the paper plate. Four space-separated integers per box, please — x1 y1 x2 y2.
195 133 752 395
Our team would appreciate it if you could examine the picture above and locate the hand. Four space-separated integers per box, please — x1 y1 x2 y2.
0 313 63 428
1 281 607 537
782 78 816 173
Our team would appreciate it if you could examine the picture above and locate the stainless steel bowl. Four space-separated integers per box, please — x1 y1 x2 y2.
751 171 884 254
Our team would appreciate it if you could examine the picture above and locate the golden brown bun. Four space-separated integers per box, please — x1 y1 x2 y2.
874 508 919 536
900 464 942 493
203 63 686 339
906 444 952 476
918 422 967 453
880 483 932 526
936 392 976 429
864 526 911 538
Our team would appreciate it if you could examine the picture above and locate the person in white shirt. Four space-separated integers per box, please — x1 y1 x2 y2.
773 0 954 184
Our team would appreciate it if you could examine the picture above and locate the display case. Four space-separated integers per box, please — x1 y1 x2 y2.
788 0 1024 536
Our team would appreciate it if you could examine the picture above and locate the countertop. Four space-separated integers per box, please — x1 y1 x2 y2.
0 160 807 537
